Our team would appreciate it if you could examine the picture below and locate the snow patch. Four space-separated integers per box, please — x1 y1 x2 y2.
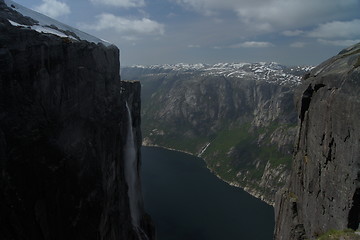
4 0 112 46
8 19 26 27
126 62 315 87
8 19 77 40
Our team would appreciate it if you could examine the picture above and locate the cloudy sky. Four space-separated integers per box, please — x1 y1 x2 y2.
13 0 360 66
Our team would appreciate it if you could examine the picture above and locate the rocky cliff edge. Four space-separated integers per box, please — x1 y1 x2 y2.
0 1 154 239
275 42 360 239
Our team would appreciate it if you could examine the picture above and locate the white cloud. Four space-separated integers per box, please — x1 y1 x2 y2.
236 0 359 30
90 0 145 8
318 39 360 47
175 0 247 12
283 30 304 37
231 41 273 48
303 19 360 47
79 13 164 36
174 0 359 30
290 42 306 48
188 44 200 48
122 36 140 41
34 0 70 18
308 19 360 39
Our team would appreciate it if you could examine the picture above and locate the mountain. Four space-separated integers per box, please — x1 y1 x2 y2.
122 62 313 204
124 62 312 86
274 42 360 239
0 1 154 239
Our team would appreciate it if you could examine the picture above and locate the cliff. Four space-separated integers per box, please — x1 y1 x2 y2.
0 1 154 240
274 42 360 239
123 63 311 204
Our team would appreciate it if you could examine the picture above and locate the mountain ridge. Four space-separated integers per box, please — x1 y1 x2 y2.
123 62 313 86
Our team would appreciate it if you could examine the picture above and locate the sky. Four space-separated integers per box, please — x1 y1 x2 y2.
12 0 360 66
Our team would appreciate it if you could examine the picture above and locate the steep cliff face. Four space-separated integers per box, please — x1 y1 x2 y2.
123 63 310 204
275 43 360 239
0 1 153 240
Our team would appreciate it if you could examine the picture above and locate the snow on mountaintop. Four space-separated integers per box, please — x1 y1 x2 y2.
4 0 112 46
128 63 314 86
133 63 208 71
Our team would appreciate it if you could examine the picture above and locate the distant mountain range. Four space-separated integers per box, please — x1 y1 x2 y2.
122 62 314 86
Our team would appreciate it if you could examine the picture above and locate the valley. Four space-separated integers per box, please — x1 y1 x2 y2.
122 62 313 205
2 0 360 239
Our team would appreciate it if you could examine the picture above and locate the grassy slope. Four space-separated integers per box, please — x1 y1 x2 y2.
202 122 292 184
317 229 360 240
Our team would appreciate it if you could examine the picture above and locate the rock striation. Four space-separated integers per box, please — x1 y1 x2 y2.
0 1 154 240
122 63 311 204
275 42 360 239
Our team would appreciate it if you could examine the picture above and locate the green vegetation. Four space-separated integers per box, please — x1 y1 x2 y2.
201 122 293 185
202 123 255 181
152 134 206 154
260 145 292 167
288 192 298 201
142 116 209 154
316 229 360 240
203 123 253 160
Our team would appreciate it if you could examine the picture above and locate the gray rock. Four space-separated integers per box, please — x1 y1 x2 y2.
0 2 154 240
275 42 360 239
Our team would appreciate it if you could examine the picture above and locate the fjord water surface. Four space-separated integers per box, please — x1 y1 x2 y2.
141 147 274 240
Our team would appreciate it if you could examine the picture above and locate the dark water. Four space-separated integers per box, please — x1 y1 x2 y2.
141 146 275 240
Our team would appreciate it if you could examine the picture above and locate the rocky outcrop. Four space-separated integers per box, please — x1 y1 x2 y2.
123 63 309 204
275 43 360 239
0 2 153 240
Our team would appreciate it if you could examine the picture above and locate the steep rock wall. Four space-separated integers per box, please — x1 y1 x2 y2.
275 43 360 239
0 2 154 240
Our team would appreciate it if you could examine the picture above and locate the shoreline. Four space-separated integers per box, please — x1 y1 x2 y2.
142 143 274 207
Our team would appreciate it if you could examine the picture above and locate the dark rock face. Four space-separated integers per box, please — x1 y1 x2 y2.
0 2 153 240
275 43 360 239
